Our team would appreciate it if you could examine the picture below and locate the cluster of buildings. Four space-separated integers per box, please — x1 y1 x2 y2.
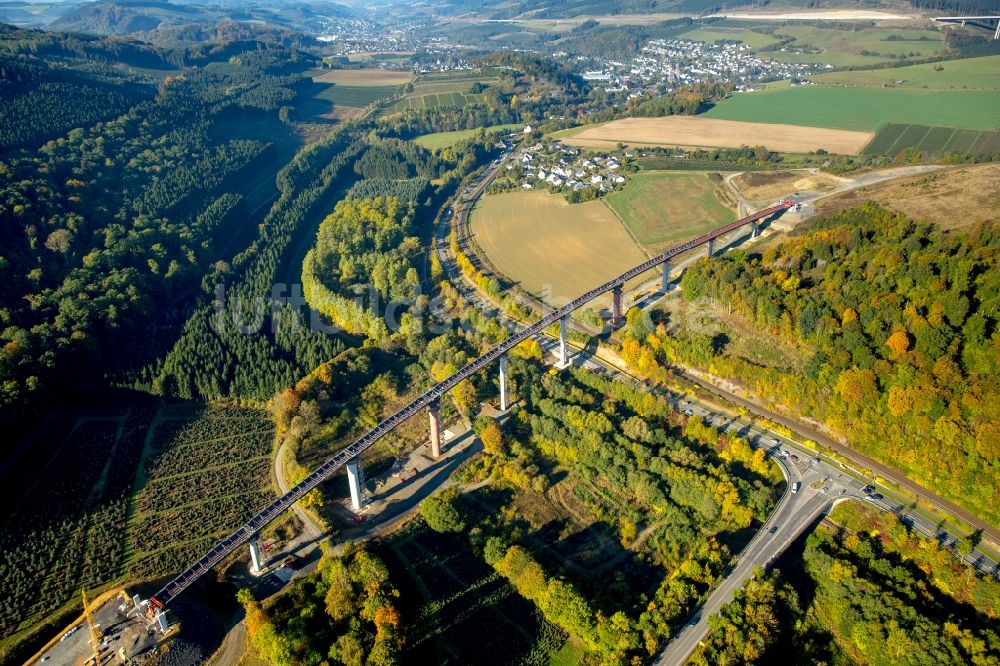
570 38 823 100
501 143 629 194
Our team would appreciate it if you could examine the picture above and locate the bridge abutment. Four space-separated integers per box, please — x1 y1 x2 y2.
428 400 442 458
346 457 365 511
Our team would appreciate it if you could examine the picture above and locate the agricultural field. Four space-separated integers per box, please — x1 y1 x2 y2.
470 190 648 306
704 85 1000 131
604 172 736 251
730 170 839 207
562 116 873 154
386 91 484 114
759 24 947 67
677 25 785 49
0 403 274 654
411 77 501 96
415 123 522 150
817 163 1000 231
378 517 568 664
312 83 402 109
862 123 1000 157
311 69 413 87
812 54 1000 91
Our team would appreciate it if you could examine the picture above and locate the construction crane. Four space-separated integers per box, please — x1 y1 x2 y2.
82 589 102 665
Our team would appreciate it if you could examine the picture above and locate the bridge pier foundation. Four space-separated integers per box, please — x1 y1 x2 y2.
707 238 715 257
661 261 671 292
611 286 623 326
498 355 509 411
346 457 364 511
249 537 264 574
428 400 442 458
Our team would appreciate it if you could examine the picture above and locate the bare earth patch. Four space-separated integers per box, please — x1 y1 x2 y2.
817 163 1000 230
312 69 413 86
562 117 874 155
733 170 839 206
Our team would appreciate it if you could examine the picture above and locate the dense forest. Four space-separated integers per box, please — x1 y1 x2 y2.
238 547 403 666
620 205 1000 526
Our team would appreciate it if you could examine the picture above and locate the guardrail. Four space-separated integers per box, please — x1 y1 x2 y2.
150 201 792 607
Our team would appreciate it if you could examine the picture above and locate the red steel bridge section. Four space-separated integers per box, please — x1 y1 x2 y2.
149 200 794 609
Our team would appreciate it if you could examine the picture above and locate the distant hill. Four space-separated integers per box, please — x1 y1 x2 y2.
48 0 355 36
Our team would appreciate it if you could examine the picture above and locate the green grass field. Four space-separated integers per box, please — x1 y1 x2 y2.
604 172 736 251
812 55 1000 91
863 123 1000 156
704 86 1000 131
679 25 784 49
414 124 522 149
754 25 946 67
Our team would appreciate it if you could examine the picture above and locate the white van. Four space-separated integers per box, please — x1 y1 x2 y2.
791 482 801 494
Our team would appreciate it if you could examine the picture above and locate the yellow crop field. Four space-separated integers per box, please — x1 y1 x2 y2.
470 191 649 307
562 116 874 155
312 69 413 86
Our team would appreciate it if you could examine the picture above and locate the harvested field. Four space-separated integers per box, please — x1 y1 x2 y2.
604 171 735 252
562 116 873 155
816 163 1000 230
470 191 648 306
312 69 413 86
732 170 839 206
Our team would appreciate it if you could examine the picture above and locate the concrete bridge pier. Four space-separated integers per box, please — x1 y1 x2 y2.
707 238 715 257
611 285 623 326
249 537 264 574
346 457 365 511
498 355 509 411
428 400 442 458
661 260 671 292
555 316 570 369
751 221 759 239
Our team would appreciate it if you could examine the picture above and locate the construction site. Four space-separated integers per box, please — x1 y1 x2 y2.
26 591 172 666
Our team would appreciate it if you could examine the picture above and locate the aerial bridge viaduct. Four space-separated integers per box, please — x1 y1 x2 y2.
148 201 793 610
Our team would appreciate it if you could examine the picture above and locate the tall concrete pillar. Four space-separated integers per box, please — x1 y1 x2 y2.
707 238 715 257
661 260 671 292
557 317 569 368
346 457 364 511
249 537 264 573
611 286 623 326
498 355 509 411
428 400 442 458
